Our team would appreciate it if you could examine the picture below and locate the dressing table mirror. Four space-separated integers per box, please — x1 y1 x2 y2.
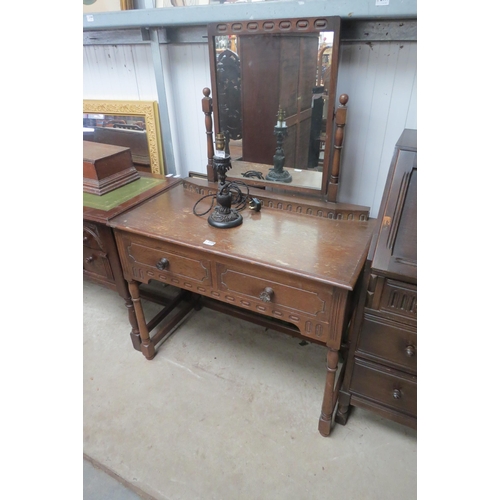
205 16 346 202
83 100 165 175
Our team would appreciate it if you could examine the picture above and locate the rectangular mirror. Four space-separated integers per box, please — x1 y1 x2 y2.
207 16 342 200
83 100 165 176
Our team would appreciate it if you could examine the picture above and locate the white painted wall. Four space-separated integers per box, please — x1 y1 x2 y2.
83 39 417 218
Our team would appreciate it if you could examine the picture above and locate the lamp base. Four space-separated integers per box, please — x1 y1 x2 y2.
266 168 293 183
207 206 243 228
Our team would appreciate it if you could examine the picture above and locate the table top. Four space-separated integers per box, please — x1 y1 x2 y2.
110 183 375 291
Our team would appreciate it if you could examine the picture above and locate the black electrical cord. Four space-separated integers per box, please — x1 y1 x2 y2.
192 180 252 217
241 170 265 180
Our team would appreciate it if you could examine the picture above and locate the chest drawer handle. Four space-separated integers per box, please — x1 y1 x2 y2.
86 255 94 264
393 389 402 399
83 236 89 244
156 258 169 271
405 345 416 357
259 287 274 303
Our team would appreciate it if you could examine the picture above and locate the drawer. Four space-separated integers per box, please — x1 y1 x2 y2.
83 224 104 250
356 313 416 373
117 232 212 289
217 262 330 318
379 279 417 322
83 245 114 281
215 262 337 342
350 358 416 418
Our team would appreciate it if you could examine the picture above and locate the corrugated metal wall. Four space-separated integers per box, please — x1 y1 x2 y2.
83 39 417 218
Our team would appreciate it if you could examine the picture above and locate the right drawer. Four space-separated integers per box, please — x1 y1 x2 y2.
356 313 417 373
350 358 417 418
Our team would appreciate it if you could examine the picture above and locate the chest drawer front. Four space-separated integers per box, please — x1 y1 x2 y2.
357 313 416 373
83 223 104 250
83 246 113 280
379 279 417 320
118 233 212 288
350 358 417 418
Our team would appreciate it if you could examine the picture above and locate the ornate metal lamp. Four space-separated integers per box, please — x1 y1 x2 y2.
207 133 243 229
266 107 292 183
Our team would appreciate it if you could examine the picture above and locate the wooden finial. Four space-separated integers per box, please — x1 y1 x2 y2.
339 94 349 106
203 87 211 98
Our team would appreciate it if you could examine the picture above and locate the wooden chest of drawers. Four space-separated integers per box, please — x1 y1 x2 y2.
336 129 417 429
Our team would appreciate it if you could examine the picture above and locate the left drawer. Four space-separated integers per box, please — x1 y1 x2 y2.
115 231 213 289
83 223 114 282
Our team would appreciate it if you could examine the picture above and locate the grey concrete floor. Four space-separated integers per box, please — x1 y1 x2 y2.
83 280 417 500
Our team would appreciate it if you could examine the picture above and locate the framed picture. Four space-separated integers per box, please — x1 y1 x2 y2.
83 100 166 176
83 1 133 13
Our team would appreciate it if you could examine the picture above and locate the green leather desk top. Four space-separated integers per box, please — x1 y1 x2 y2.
83 177 165 211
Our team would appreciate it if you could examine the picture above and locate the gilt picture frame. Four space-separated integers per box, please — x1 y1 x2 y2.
83 100 165 176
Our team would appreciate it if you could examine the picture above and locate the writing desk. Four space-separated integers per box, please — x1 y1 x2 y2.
83 174 183 350
110 181 374 436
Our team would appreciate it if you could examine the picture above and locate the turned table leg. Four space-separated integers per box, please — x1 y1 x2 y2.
318 348 340 437
124 297 142 351
334 391 352 425
128 279 156 360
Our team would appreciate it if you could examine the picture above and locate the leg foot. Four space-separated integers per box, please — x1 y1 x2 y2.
318 348 339 437
125 297 142 351
334 391 351 425
128 280 156 360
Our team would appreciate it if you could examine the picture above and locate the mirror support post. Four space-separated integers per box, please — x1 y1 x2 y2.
327 94 349 202
202 88 216 182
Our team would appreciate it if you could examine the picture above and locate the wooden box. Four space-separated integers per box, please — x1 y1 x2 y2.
83 140 140 196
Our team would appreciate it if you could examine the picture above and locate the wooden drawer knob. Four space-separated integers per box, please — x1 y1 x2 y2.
393 389 402 400
85 255 94 264
259 287 274 303
156 257 169 271
405 345 416 357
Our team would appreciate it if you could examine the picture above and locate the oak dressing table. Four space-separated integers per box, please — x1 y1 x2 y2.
106 14 375 436
110 180 375 436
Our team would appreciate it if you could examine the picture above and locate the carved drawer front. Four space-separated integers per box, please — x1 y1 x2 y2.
83 226 102 250
83 224 114 281
119 233 212 289
83 245 114 280
216 262 333 341
356 313 417 374
380 279 416 319
350 358 417 418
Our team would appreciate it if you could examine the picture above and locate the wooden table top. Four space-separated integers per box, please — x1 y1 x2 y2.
110 183 375 291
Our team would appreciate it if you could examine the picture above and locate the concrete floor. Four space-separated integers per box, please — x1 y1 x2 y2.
83 280 417 500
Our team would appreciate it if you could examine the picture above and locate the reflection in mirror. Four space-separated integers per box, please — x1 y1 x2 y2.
83 113 150 171
83 100 165 175
215 31 333 177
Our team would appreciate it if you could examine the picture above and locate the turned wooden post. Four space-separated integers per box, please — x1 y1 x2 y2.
127 279 156 360
318 347 340 437
124 297 142 351
202 87 216 182
326 94 349 202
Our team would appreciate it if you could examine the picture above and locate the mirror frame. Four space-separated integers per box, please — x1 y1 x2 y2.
207 16 341 201
83 99 165 175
